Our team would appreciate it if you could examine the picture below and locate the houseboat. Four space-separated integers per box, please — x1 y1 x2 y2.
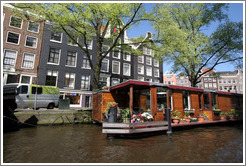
92 80 243 124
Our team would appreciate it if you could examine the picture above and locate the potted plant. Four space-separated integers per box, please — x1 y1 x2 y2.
203 113 209 121
141 112 153 122
197 114 205 122
102 110 109 122
220 112 226 120
184 111 191 123
227 109 235 120
213 108 221 114
179 117 187 124
122 108 131 123
171 110 181 124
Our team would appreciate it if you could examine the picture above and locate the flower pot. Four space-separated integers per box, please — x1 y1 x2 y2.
179 120 186 124
172 119 179 124
228 115 234 120
185 118 191 123
197 117 204 122
220 116 226 120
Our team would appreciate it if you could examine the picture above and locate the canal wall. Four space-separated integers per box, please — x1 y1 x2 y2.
14 109 93 126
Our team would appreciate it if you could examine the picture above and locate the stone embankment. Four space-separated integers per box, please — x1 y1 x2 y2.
14 108 92 126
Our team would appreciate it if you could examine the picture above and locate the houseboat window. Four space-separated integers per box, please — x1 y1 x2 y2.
198 93 202 110
211 93 217 109
183 91 190 109
203 93 210 109
157 87 167 111
65 94 80 105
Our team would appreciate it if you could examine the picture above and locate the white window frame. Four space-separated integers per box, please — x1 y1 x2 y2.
123 51 131 61
101 59 109 72
68 37 79 46
143 47 152 56
20 74 32 84
81 55 92 69
3 49 18 67
46 70 59 87
112 49 121 59
146 66 152 76
47 47 61 65
6 31 21 45
154 68 159 77
154 59 159 67
9 15 23 29
81 75 91 90
25 35 38 48
112 60 120 74
64 72 75 89
21 52 35 69
102 45 110 57
65 51 77 67
123 63 131 76
146 56 152 66
111 78 120 86
138 56 144 64
138 64 144 75
83 40 93 49
138 76 144 81
27 21 40 33
50 31 63 43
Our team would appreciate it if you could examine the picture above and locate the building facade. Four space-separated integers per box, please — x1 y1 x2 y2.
37 22 163 108
3 5 44 85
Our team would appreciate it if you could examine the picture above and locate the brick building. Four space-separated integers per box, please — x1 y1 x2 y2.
3 5 44 85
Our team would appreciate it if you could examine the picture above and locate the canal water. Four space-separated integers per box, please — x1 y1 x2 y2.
3 123 243 163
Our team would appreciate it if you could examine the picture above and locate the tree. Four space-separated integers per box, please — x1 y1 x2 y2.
152 3 243 87
11 3 149 91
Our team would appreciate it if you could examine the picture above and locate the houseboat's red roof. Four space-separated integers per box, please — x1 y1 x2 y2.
216 91 242 96
110 80 150 90
169 85 204 92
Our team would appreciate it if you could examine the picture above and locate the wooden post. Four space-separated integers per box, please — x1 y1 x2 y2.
129 86 133 114
166 108 172 136
151 87 157 120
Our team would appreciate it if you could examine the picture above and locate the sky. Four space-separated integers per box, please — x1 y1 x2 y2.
126 3 244 73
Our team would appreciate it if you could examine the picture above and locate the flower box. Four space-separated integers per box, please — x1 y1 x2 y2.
184 109 195 114
190 118 198 122
213 109 221 114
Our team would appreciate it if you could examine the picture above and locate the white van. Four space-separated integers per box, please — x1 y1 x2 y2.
3 84 59 109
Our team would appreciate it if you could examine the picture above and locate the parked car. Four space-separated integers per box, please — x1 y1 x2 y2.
3 83 59 109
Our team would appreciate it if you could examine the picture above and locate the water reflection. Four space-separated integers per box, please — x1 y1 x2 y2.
3 123 243 163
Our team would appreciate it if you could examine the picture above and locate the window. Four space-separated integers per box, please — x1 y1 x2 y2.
111 78 120 86
20 75 31 84
112 49 121 59
154 68 159 77
209 83 212 88
204 78 208 82
7 31 20 44
123 52 131 61
204 83 208 88
183 91 190 109
64 72 75 88
146 57 152 65
220 86 222 90
86 40 93 49
213 78 216 82
50 32 62 42
102 45 109 57
82 55 91 69
46 70 58 86
154 79 160 83
85 96 91 108
233 79 236 84
32 87 42 94
146 67 152 76
154 59 159 67
25 36 37 48
213 83 217 88
157 87 167 111
3 50 17 66
112 61 120 74
138 56 144 63
208 78 212 82
101 59 109 72
19 85 28 94
146 78 152 82
223 80 226 83
9 16 22 28
68 37 78 46
138 64 144 75
138 76 144 81
28 21 39 33
81 75 90 90
22 53 35 69
211 93 217 109
228 80 231 84
48 48 60 64
198 93 202 110
6 74 17 84
219 80 222 83
66 51 77 67
203 93 210 110
143 47 152 55
123 63 131 76
99 75 109 87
